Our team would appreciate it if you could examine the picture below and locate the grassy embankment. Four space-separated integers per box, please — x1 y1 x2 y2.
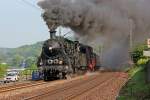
118 60 150 100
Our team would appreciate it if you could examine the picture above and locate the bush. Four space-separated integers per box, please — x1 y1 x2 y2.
0 64 8 78
132 44 147 64
137 58 149 66
21 64 37 75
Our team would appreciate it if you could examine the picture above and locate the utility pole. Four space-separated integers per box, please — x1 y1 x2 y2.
129 19 134 64
129 19 133 52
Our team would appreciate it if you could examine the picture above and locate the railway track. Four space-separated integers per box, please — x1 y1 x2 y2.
24 73 115 100
65 77 115 100
0 81 47 93
0 72 128 100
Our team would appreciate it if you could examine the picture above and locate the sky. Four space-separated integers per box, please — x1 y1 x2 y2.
0 0 71 48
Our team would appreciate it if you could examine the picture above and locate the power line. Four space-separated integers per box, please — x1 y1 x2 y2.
19 0 40 11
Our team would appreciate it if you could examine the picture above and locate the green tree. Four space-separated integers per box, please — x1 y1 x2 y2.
25 57 36 67
0 53 6 63
132 44 148 64
0 64 8 78
11 55 24 67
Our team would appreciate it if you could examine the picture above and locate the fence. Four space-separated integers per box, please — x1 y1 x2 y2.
19 69 39 81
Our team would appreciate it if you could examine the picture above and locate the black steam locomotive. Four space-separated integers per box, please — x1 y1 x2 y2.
37 31 100 81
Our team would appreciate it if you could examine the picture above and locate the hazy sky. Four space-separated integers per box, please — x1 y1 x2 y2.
0 0 50 48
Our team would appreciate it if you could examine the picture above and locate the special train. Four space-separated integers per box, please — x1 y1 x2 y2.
37 31 100 81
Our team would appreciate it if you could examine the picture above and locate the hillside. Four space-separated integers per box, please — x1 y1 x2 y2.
0 42 43 67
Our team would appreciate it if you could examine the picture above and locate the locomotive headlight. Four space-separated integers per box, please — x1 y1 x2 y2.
59 61 63 65
49 47 52 50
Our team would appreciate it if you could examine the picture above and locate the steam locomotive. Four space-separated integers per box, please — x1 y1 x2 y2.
37 31 100 81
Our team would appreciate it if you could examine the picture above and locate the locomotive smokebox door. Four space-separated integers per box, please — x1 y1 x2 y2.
146 60 150 83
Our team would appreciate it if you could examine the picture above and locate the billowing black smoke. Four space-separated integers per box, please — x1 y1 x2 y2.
38 0 150 69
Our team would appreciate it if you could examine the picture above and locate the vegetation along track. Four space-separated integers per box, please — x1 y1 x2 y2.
0 81 47 93
24 72 115 100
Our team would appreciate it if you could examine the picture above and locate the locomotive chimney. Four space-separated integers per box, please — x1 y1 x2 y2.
49 30 56 39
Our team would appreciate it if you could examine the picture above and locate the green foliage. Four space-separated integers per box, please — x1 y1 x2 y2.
118 43 150 99
0 42 43 67
21 64 37 75
0 64 8 78
118 66 150 100
11 55 24 67
0 53 6 63
28 64 38 69
128 66 143 77
132 44 148 64
137 58 149 66
25 57 37 67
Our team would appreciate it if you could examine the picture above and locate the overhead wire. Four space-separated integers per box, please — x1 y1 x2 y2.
17 0 40 11
17 0 72 38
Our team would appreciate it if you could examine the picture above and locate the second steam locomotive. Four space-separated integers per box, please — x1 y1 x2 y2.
37 31 100 81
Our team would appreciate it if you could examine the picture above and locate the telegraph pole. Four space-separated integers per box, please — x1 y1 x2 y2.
129 19 134 64
129 19 133 52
